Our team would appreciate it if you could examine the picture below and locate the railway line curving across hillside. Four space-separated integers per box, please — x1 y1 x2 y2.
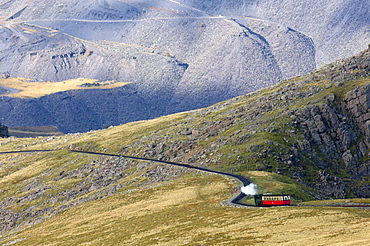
70 150 252 207
1 149 370 208
0 149 252 206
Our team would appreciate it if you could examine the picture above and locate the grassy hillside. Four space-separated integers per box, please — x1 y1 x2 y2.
1 174 370 245
1 48 370 244
0 77 130 98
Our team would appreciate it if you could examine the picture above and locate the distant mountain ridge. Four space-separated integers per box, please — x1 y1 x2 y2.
0 0 368 132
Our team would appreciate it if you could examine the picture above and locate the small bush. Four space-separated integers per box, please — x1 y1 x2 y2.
79 82 101 87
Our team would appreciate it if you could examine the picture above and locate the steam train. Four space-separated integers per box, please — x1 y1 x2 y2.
254 194 291 206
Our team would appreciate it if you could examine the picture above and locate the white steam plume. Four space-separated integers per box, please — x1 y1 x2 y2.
241 183 258 195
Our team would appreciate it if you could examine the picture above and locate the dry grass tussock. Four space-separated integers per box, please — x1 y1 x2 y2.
0 77 130 98
1 175 369 246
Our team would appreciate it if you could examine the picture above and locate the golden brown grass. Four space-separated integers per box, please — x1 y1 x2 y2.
0 150 77 191
1 175 369 246
0 77 130 98
0 134 369 245
0 111 189 153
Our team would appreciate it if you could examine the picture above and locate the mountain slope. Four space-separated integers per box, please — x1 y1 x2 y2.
177 0 370 66
3 0 367 132
1 47 370 244
47 45 370 199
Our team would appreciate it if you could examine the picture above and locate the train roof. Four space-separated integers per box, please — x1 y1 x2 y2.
254 194 291 196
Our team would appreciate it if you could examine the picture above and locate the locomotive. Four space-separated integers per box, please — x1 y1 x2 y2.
254 194 291 206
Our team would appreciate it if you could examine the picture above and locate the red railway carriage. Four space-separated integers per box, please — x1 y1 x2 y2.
254 194 291 206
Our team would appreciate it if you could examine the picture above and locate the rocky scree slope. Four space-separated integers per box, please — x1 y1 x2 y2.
0 0 356 132
176 0 370 66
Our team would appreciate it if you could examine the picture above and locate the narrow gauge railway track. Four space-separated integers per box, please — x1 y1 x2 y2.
297 205 370 208
0 149 252 206
70 150 252 206
2 150 370 208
